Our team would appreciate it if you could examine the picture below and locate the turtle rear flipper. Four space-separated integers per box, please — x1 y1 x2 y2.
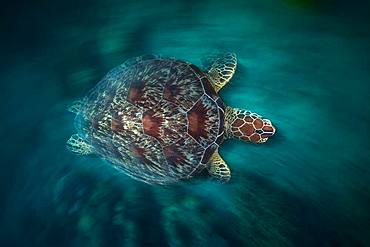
208 149 231 182
66 134 93 155
68 100 84 114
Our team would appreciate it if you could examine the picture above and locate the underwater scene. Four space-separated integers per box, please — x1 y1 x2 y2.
1 0 370 246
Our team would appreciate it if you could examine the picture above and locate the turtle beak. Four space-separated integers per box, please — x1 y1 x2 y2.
258 119 276 143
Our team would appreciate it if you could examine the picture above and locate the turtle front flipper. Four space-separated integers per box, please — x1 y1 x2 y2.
66 134 93 155
208 149 231 182
207 53 237 92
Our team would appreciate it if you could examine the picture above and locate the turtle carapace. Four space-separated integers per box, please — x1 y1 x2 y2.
67 53 276 184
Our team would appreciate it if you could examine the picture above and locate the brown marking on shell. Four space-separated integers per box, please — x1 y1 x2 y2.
127 59 172 109
187 95 220 147
131 145 145 158
163 135 205 177
112 131 171 179
187 102 208 143
143 100 187 146
163 62 204 111
218 107 225 135
111 118 123 132
128 80 145 104
142 110 163 140
128 144 163 172
163 83 180 103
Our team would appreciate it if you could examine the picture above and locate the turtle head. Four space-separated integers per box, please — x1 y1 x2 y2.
225 107 276 143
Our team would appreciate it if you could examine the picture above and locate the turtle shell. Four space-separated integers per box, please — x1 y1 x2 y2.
75 55 226 184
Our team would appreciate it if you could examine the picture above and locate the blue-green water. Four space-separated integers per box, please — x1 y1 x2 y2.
1 0 370 246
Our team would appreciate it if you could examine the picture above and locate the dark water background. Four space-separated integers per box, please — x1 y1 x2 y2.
1 0 370 246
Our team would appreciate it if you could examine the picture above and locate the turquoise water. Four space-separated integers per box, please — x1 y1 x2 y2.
1 0 370 246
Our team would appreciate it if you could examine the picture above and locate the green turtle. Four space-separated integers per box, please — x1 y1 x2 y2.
67 53 276 184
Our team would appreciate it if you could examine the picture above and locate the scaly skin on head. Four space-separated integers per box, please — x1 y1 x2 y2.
224 106 275 143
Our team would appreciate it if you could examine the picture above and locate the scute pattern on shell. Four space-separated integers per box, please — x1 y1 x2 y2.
75 55 226 184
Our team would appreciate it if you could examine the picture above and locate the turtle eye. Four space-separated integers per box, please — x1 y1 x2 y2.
255 129 264 134
263 119 271 125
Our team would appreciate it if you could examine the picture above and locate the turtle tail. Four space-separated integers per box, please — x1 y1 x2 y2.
224 106 275 144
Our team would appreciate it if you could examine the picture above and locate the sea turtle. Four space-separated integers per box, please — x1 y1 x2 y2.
67 53 276 184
